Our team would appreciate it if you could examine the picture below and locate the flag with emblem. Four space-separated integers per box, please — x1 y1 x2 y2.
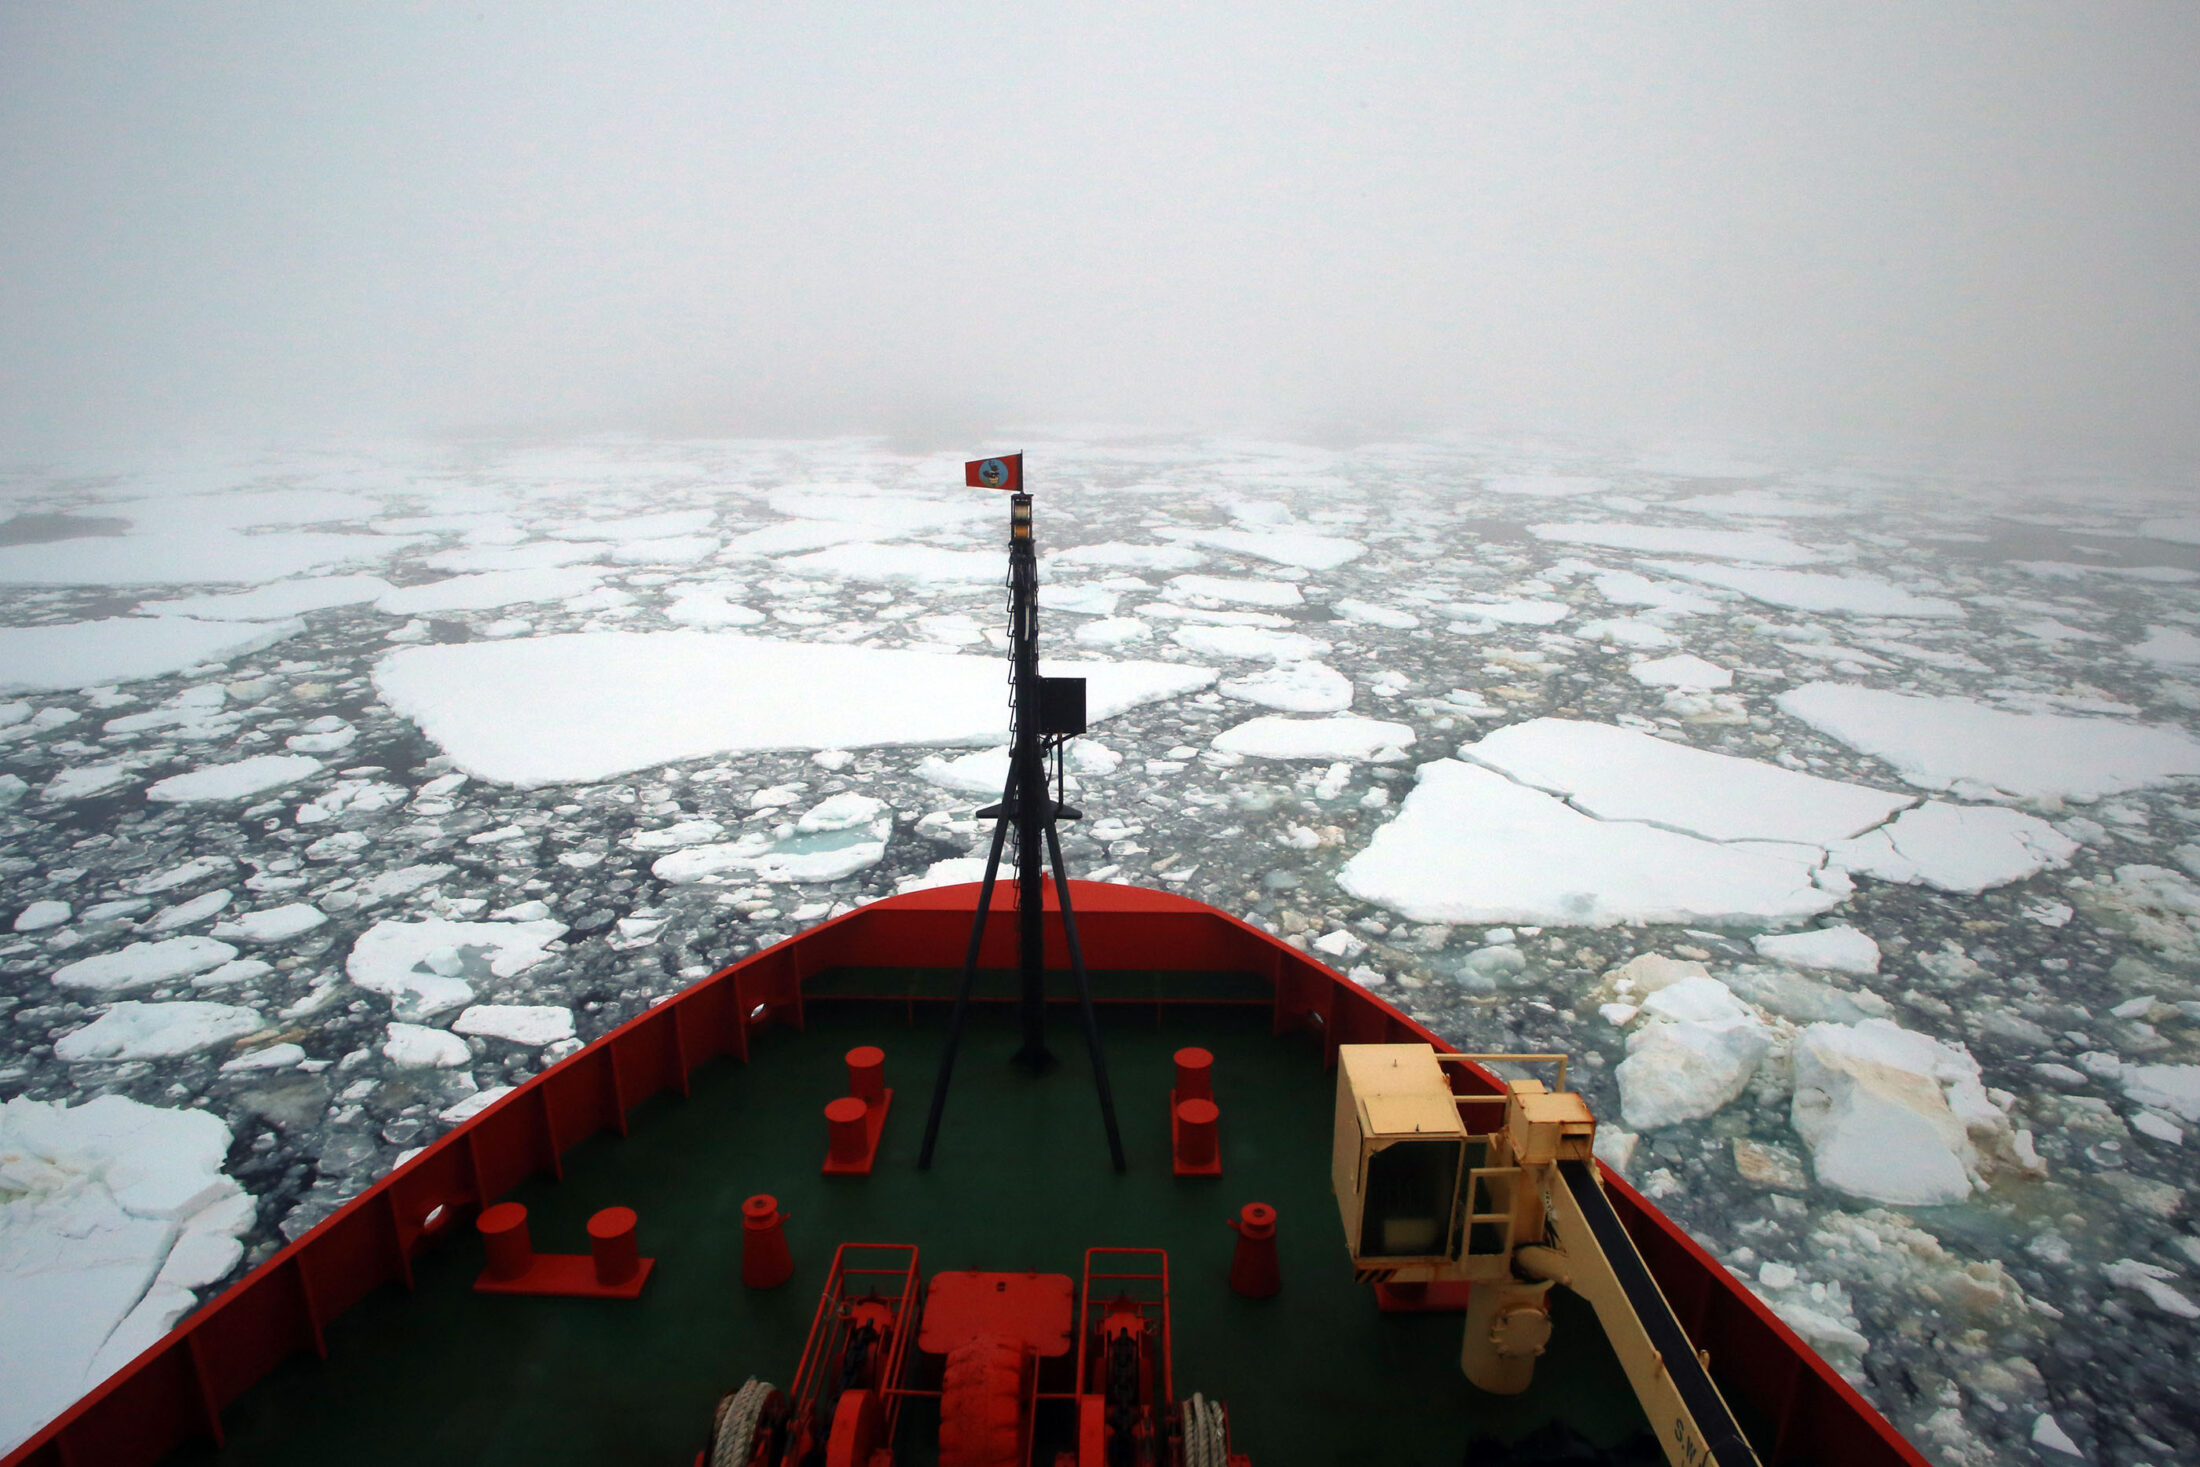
964 453 1023 492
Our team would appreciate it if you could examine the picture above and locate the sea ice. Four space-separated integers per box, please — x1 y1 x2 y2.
373 632 1215 786
1445 599 1571 628
2128 626 2200 666
653 793 893 885
548 509 717 542
1460 719 1912 844
1216 662 1353 713
146 889 233 932
664 589 766 628
1751 926 1881 975
1336 760 1843 926
375 566 604 615
39 764 136 802
452 1005 576 1046
0 1095 249 1455
1048 542 1206 572
209 903 329 944
1828 802 2078 894
1165 574 1303 608
1169 528 1364 570
345 917 569 1020
145 754 321 804
1331 599 1420 629
1777 682 2200 802
1627 654 1731 690
14 900 70 932
915 749 1011 796
53 1001 264 1061
0 617 303 695
1615 977 1772 1129
1210 716 1414 761
1647 562 1962 618
0 529 413 588
1529 522 1829 565
2119 1064 2200 1121
136 575 395 620
1592 570 1724 615
1791 1020 2007 1206
1480 474 1608 498
1167 626 1327 663
52 936 239 993
778 543 1001 585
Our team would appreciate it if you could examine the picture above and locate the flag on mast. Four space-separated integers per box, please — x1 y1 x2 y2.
965 453 1023 492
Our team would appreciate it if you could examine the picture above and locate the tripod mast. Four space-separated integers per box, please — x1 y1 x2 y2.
917 455 1126 1172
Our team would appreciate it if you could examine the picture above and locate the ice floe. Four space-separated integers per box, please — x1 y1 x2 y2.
1778 682 2200 802
0 617 303 695
1337 760 1843 926
1210 715 1414 761
1827 802 2078 893
1626 654 1731 690
373 632 1214 785
0 1095 251 1455
1751 926 1881 975
1216 662 1353 712
53 937 240 993
375 566 604 615
653 792 893 885
1460 718 1911 844
1647 562 1962 618
778 544 1001 584
1166 527 1364 570
1791 1020 2011 1205
135 575 396 620
1164 574 1304 607
452 1005 576 1046
1615 977 1772 1129
1530 522 1831 565
145 754 321 804
54 1001 264 1061
345 917 569 1020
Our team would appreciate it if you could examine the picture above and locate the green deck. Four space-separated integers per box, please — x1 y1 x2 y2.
170 987 1649 1465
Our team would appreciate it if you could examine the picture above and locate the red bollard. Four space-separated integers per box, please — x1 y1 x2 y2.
742 1194 793 1289
826 1096 870 1167
1175 1098 1220 1170
588 1206 639 1286
1227 1203 1280 1299
846 1046 886 1103
478 1201 532 1281
1174 1047 1214 1103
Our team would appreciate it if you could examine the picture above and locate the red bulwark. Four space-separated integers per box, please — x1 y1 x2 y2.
919 1272 1075 1358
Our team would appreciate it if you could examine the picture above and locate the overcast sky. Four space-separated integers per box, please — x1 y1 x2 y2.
2 3 2195 464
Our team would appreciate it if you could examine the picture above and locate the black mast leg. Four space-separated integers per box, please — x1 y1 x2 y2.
1046 821 1126 1172
916 768 1016 1170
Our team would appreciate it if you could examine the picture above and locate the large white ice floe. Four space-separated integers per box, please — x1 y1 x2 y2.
1751 926 1881 975
1164 528 1364 570
1528 522 1831 566
453 1004 576 1046
1479 474 1608 499
1210 716 1414 761
1645 562 1962 618
145 754 321 804
345 917 569 1021
1791 1019 2013 1206
777 543 1001 585
1047 542 1206 572
375 566 604 615
914 748 1011 796
653 792 893 886
54 1001 264 1061
53 936 240 993
0 617 303 695
383 1022 470 1068
2129 626 2200 666
0 1095 253 1456
1777 682 2200 802
1826 802 2078 893
1614 977 1773 1129
208 903 329 944
1164 574 1303 607
548 509 716 543
2119 1064 2200 1122
1626 654 1730 690
1336 760 1844 926
373 632 1214 786
1166 625 1326 662
0 528 414 588
1459 719 1911 845
1217 662 1353 712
